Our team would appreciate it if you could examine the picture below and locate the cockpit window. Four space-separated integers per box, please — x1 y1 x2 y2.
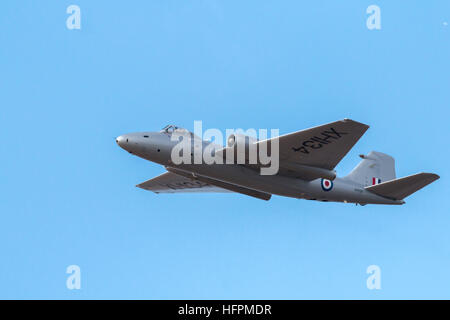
160 125 180 133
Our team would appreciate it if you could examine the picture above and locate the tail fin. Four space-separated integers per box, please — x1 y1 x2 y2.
345 151 396 186
365 173 439 200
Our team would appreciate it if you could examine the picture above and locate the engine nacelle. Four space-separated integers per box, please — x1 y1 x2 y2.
226 133 258 164
227 133 257 148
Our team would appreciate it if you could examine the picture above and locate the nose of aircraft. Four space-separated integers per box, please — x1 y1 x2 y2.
116 135 128 149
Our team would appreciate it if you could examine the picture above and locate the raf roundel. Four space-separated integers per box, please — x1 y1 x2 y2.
321 178 333 191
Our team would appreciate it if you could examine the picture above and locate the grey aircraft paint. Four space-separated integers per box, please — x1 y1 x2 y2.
116 120 439 205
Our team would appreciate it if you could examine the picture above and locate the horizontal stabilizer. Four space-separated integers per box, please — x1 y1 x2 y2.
365 173 439 200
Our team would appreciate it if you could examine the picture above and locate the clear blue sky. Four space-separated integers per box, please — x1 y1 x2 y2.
1 1 449 299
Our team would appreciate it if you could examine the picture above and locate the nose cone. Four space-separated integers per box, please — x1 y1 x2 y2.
116 135 128 149
116 133 148 155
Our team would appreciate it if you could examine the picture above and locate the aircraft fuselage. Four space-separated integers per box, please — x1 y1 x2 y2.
116 131 403 205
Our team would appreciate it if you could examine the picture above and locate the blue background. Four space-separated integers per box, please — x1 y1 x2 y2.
1 1 449 299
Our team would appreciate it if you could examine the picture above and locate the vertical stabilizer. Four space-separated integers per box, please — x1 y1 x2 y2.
345 151 396 187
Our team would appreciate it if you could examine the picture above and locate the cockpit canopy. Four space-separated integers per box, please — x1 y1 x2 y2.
160 125 190 134
160 125 183 133
160 125 202 139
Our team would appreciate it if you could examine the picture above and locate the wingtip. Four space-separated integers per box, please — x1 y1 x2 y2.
342 118 370 129
418 172 440 180
429 173 440 181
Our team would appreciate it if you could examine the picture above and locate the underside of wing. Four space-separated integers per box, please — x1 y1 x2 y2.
136 171 230 193
166 167 272 200
257 118 369 171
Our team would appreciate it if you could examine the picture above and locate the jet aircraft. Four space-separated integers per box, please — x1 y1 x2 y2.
116 119 439 205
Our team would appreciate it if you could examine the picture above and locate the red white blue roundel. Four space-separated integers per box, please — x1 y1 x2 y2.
321 178 333 191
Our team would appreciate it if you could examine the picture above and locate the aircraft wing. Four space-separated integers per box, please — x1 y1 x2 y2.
136 171 229 193
257 118 369 171
137 170 271 200
165 167 272 200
